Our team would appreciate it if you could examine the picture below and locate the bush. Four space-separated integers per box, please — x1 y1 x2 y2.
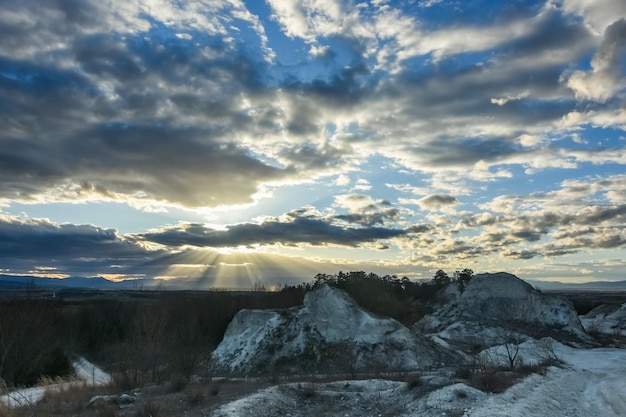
470 371 513 393
97 405 119 417
209 382 220 396
298 383 317 399
167 375 188 393
454 366 473 380
454 388 468 399
136 401 161 417
186 388 205 405
0 299 72 387
405 374 422 390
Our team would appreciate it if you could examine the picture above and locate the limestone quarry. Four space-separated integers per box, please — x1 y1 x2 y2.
413 272 592 349
209 272 626 417
4 272 626 416
211 283 458 375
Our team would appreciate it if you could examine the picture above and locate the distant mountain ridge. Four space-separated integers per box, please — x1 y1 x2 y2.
2 274 626 292
0 274 150 290
527 279 626 291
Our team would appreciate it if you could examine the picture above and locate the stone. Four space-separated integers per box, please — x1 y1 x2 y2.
414 272 591 348
211 284 457 375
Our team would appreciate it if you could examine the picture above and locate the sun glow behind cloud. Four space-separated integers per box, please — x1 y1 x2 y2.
0 0 625 287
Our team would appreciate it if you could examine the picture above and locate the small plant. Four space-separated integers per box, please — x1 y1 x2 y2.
209 382 220 396
405 374 422 390
454 366 473 380
186 388 205 405
110 371 138 392
136 401 161 417
167 375 187 393
97 404 119 417
454 388 468 399
471 371 512 393
299 383 317 399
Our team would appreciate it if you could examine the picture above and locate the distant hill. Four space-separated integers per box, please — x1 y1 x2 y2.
3 274 625 292
0 274 154 290
528 279 626 291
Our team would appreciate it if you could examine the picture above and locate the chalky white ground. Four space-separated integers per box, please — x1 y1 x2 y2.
464 344 626 417
0 357 111 408
211 344 626 417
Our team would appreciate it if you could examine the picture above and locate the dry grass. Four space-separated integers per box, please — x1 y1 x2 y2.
166 375 187 393
404 374 422 390
185 388 205 406
135 401 162 417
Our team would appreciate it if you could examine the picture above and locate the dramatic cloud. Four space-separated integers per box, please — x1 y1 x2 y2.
417 195 457 211
1 0 625 285
567 18 626 102
0 214 161 277
140 213 406 249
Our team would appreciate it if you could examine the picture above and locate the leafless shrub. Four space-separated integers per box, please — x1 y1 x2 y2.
470 370 513 393
109 370 140 392
135 401 161 417
97 404 119 417
186 388 205 405
209 382 220 396
0 300 71 387
0 405 27 417
166 375 187 393
297 382 317 399
405 374 422 390
454 366 473 380
454 388 468 399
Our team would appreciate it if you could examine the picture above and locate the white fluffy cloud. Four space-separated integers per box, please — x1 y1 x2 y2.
567 18 626 102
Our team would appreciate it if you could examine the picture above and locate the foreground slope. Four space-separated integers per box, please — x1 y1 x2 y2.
210 343 626 417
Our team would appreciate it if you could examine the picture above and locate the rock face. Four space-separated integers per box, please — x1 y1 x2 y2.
414 272 589 347
211 284 452 375
580 302 626 336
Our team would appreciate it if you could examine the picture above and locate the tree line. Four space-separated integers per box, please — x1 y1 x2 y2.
0 269 473 388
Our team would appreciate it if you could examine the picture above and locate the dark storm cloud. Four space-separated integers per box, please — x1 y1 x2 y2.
0 3 293 208
1 215 405 283
431 240 485 258
499 6 594 61
501 249 539 260
67 123 288 207
405 224 433 234
460 214 499 228
0 57 99 137
331 195 403 227
0 121 289 207
512 230 543 242
353 8 600 175
279 142 350 171
573 205 626 225
0 215 165 276
0 218 134 258
333 207 401 227
140 215 406 248
281 36 374 106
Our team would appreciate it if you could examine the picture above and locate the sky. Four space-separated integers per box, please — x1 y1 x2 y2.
1 0 625 289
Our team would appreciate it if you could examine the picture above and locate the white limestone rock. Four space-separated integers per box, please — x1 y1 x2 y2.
580 302 626 336
211 284 455 375
414 272 590 348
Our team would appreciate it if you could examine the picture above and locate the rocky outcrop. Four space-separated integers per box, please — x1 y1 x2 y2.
414 272 590 348
211 284 458 375
580 302 626 336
